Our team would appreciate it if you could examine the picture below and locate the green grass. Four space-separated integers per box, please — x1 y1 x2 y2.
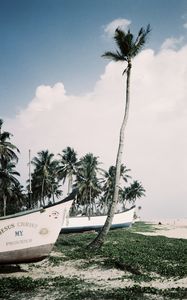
56 224 187 278
0 276 91 299
0 276 187 300
128 221 157 232
0 223 187 299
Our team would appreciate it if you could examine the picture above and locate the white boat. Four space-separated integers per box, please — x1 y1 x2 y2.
0 191 76 265
61 205 135 233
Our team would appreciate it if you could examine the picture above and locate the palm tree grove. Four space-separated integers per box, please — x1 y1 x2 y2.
0 117 145 218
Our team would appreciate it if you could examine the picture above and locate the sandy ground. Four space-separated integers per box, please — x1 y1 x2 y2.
0 254 187 290
0 219 187 292
139 218 187 239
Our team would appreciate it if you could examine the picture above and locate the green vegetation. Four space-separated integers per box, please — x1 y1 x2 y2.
0 276 90 300
0 276 187 300
129 221 157 233
0 225 187 299
56 225 187 278
0 119 25 216
0 119 146 217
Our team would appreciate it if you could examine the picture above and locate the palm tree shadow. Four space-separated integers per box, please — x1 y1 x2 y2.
0 265 28 274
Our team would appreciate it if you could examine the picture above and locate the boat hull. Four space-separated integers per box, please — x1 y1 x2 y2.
61 206 135 233
0 243 54 264
0 197 73 265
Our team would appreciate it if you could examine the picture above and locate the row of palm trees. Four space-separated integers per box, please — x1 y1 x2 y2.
0 120 145 217
30 147 146 216
0 119 25 216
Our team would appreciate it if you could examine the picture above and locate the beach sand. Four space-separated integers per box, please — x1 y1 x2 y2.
0 219 186 298
140 218 187 239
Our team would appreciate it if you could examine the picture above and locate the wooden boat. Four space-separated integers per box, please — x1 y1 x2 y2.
61 205 135 233
0 191 76 265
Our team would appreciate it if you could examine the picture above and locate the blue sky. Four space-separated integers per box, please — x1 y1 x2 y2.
1 0 187 218
1 0 187 117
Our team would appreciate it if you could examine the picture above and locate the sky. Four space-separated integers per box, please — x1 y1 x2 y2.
0 0 187 219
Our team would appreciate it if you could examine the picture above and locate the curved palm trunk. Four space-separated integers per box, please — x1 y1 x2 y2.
88 62 131 249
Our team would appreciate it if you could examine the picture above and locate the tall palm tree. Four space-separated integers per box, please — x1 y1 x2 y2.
0 119 20 216
57 147 78 195
6 183 26 215
0 161 20 216
89 25 151 248
119 185 131 209
100 164 131 213
126 180 146 205
74 153 102 216
0 119 20 165
31 150 59 206
100 166 116 214
119 181 145 211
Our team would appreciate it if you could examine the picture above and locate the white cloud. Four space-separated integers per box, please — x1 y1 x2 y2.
5 43 187 219
183 22 187 28
103 18 131 37
161 36 184 50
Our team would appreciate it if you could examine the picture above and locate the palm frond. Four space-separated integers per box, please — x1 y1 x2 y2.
132 24 151 57
114 28 130 57
0 119 3 128
104 24 151 62
102 51 124 61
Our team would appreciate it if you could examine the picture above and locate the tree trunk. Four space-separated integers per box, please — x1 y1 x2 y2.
105 189 110 214
88 187 91 219
123 199 127 210
88 62 132 249
3 195 7 216
52 191 55 203
41 177 45 206
68 175 73 195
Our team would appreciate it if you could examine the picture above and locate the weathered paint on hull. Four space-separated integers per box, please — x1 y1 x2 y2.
0 243 53 264
0 193 74 265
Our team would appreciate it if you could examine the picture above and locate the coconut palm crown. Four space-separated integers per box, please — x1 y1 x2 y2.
102 25 151 73
0 119 20 165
